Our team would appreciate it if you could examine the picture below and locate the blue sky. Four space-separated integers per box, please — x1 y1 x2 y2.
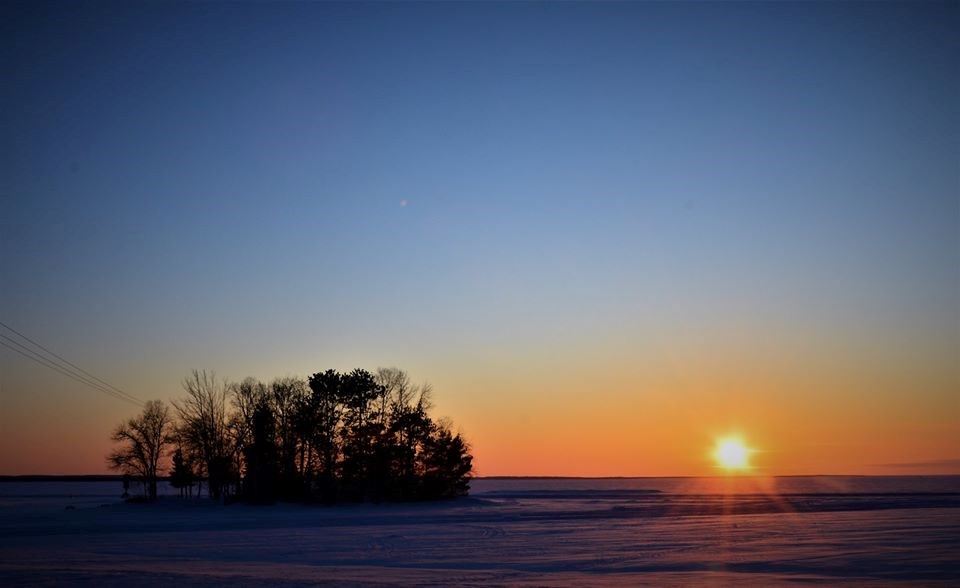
1 2 957 475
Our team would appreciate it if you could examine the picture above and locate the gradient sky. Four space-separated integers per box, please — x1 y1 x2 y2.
1 1 957 476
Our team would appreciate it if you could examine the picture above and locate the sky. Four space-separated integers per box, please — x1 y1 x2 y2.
1 1 957 477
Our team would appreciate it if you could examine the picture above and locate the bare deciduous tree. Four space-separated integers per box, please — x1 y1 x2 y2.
107 400 172 500
174 369 233 500
269 376 307 499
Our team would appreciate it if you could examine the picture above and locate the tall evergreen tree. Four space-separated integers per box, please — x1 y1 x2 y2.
421 425 473 499
243 400 279 504
305 369 345 502
169 447 195 498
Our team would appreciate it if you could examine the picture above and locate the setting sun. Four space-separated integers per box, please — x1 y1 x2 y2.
713 438 751 471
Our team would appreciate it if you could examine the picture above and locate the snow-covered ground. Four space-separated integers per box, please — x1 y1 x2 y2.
1 477 958 586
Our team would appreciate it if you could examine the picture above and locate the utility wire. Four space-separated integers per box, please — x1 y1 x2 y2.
0 322 144 407
0 321 141 404
0 338 141 407
0 320 142 405
0 332 109 390
0 333 139 405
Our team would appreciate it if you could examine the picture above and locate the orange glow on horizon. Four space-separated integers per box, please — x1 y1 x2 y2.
1 334 958 477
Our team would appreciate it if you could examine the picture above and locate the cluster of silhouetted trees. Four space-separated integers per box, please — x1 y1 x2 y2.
107 368 473 504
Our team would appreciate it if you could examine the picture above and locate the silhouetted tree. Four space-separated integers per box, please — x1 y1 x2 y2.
111 367 473 505
304 369 345 501
421 421 473 499
169 447 195 498
388 393 432 499
243 399 279 504
376 368 434 499
173 370 233 501
339 369 385 500
107 400 172 501
269 377 307 500
228 377 267 496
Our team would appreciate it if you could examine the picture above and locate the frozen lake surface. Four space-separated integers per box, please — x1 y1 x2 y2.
1 477 958 585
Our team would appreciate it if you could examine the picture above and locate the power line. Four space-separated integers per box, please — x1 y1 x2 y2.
0 332 141 406
0 320 142 405
0 321 141 404
0 322 144 407
0 339 141 407
0 333 117 394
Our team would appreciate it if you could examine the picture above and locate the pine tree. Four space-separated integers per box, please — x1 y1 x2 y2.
420 424 473 499
243 400 279 504
169 447 195 498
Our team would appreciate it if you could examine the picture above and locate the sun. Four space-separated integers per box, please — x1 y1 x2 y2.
713 437 752 471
